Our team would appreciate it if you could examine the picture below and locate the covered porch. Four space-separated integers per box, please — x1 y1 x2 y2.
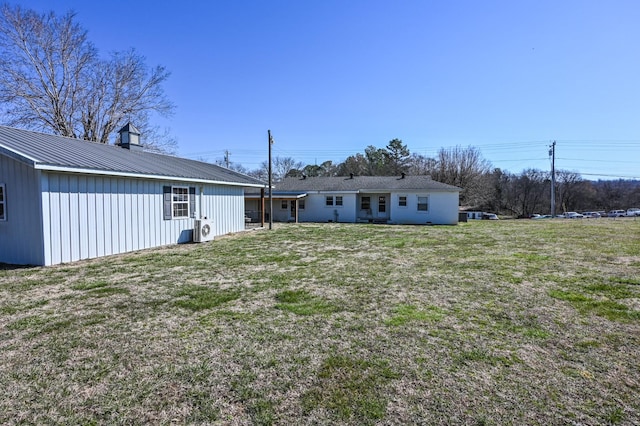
356 192 390 223
244 189 307 225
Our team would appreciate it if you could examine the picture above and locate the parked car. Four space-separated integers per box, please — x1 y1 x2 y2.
608 210 626 217
565 212 584 219
582 212 601 218
482 213 499 220
626 208 640 217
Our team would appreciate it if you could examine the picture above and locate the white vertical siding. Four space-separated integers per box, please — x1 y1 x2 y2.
116 179 126 254
83 176 96 259
0 162 250 266
79 179 88 257
200 184 245 236
97 179 107 256
59 176 72 263
37 173 249 265
0 155 45 265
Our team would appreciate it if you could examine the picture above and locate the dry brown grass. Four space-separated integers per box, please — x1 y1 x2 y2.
1 219 639 425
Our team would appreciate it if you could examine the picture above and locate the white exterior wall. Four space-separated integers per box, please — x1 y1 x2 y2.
199 184 245 236
298 193 357 223
272 200 291 222
39 172 247 266
390 191 459 225
0 155 45 265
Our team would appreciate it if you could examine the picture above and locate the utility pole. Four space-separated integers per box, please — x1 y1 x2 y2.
223 150 231 168
549 141 556 217
268 130 273 230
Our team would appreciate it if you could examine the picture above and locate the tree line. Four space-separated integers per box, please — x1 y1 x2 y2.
224 138 640 217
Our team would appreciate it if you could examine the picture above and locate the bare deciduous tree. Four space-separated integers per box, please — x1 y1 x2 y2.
0 5 175 151
504 169 549 217
555 170 586 212
407 153 436 176
256 156 304 182
429 146 492 206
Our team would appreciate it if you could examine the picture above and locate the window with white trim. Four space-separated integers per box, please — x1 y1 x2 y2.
0 184 5 221
335 196 343 206
398 196 407 207
281 200 288 210
326 196 334 206
163 185 195 220
172 186 189 217
417 196 429 212
299 199 305 210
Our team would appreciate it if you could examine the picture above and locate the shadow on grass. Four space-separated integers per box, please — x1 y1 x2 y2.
0 262 37 271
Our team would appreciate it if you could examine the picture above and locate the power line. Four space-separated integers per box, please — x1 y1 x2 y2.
579 172 640 179
177 137 639 179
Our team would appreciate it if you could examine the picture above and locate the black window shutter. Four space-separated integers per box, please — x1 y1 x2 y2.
189 187 196 218
163 186 172 220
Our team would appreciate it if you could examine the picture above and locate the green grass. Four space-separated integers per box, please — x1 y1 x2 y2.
274 289 340 315
0 219 639 425
173 285 240 311
384 303 445 326
301 354 399 423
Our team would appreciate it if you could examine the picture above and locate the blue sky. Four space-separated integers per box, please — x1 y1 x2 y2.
15 0 640 179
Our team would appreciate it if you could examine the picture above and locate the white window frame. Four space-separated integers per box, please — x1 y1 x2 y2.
298 199 305 210
0 183 6 221
398 195 407 207
172 186 190 218
335 196 343 207
417 195 429 212
281 200 288 210
325 196 334 206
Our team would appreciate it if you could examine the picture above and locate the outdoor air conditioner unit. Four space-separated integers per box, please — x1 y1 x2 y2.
193 219 214 243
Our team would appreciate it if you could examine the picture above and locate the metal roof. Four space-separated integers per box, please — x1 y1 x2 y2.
0 126 266 187
273 175 461 192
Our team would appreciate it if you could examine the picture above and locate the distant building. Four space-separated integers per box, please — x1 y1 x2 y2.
246 174 460 225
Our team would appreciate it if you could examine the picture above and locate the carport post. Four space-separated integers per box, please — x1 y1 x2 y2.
268 130 273 230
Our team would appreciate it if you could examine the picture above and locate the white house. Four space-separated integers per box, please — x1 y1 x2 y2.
253 174 461 225
0 125 266 266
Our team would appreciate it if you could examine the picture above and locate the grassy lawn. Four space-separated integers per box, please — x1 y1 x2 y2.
1 219 639 425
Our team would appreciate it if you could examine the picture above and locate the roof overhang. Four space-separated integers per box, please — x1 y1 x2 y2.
34 164 266 188
245 191 308 199
295 190 360 194
0 144 38 165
